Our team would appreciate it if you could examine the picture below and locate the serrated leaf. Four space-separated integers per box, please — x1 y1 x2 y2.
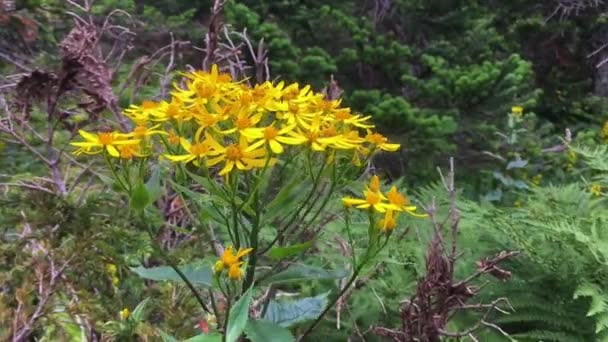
263 292 329 327
261 264 348 284
269 241 313 260
226 286 254 342
245 319 295 342
130 263 213 287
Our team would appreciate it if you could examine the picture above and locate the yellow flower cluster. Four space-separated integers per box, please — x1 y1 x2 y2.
343 175 427 232
214 246 253 281
71 65 400 175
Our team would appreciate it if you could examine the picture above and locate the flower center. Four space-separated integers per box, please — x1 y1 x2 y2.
168 132 180 145
142 100 158 110
283 89 298 101
334 110 352 120
388 191 408 206
240 93 252 106
133 125 147 138
190 142 209 156
366 133 387 145
217 73 232 83
236 117 251 130
321 126 337 137
264 126 279 140
225 145 243 161
98 133 113 145
196 83 216 98
288 101 300 113
166 104 180 118
365 191 381 205
252 87 267 100
119 146 134 159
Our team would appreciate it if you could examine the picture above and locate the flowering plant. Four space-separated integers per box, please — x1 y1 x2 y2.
71 65 426 340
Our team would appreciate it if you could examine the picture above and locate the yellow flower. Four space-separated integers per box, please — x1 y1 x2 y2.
591 184 602 197
386 186 427 217
167 130 181 145
220 246 253 267
331 108 374 129
342 176 395 213
116 144 146 160
369 175 381 192
213 260 224 273
120 308 130 320
365 132 400 152
511 106 524 118
129 124 167 140
228 263 245 281
243 124 306 154
71 130 139 157
164 138 211 165
514 200 522 207
378 209 398 232
215 246 252 281
123 100 164 122
205 133 273 175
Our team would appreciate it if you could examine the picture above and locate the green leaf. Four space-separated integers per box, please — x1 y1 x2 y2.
130 182 150 210
131 297 150 321
245 319 295 342
261 264 348 284
506 159 528 169
130 263 213 287
226 286 254 342
265 176 308 220
182 333 222 342
268 241 313 260
145 166 163 203
263 292 329 327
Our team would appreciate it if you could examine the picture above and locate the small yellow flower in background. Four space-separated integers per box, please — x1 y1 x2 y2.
531 174 542 186
511 106 524 118
106 263 117 274
601 121 608 142
343 176 427 219
591 184 602 197
514 200 522 208
119 308 130 320
342 176 393 212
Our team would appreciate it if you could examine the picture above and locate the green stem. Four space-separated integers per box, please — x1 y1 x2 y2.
139 212 211 314
242 189 260 292
103 153 129 192
297 262 365 341
259 160 326 254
